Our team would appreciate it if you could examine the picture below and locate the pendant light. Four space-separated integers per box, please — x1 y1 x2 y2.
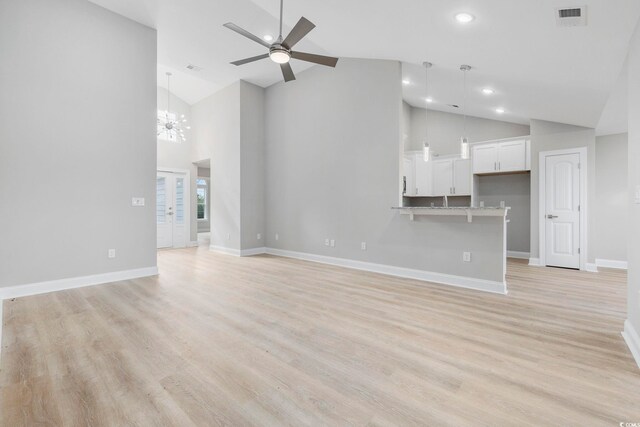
423 61 433 162
157 72 190 143
459 65 471 159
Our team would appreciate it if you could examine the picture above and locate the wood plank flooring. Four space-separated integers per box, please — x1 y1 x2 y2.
1 247 639 426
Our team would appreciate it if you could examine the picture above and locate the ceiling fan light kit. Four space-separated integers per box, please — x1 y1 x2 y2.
223 0 339 82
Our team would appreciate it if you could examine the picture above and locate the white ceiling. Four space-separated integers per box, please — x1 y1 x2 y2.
90 0 639 128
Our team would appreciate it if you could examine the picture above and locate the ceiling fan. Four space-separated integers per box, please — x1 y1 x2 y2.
223 0 339 82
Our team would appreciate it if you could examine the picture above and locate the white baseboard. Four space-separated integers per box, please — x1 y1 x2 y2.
622 320 640 370
209 245 241 256
265 248 507 295
188 241 199 248
241 247 267 256
586 263 599 273
209 245 266 257
0 266 159 300
528 257 541 266
596 259 628 270
507 251 530 259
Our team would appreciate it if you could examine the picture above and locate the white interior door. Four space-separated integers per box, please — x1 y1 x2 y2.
545 153 580 269
157 171 188 249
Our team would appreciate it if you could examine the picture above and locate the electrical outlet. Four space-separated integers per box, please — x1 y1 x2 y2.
275 233 279 241
257 233 261 240
330 239 335 247
361 242 367 251
131 197 145 207
635 185 640 204
463 251 471 262
108 249 116 259
325 238 330 246
226 233 230 241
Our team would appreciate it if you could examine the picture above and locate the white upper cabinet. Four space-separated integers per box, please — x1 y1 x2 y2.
453 159 471 195
403 153 431 196
431 158 471 196
403 157 414 196
472 138 530 175
497 139 527 172
472 143 499 174
414 154 432 196
432 160 454 196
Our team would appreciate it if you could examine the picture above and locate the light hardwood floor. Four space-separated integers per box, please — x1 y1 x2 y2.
1 247 639 426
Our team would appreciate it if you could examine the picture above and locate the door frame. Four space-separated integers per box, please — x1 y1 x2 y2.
538 147 588 270
157 167 191 249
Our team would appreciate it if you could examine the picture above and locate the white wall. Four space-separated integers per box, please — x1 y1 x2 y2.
264 58 506 283
627 21 640 339
0 0 157 287
595 133 628 263
157 86 198 243
529 120 596 264
407 106 530 154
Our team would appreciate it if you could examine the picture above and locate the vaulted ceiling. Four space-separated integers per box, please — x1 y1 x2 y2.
90 0 640 129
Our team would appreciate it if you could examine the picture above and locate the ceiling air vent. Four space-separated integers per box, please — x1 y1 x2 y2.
556 6 587 27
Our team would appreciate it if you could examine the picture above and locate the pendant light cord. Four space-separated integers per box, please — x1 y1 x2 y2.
425 64 428 144
167 73 171 116
463 68 467 138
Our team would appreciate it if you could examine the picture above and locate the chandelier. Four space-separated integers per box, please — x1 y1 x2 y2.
157 72 189 143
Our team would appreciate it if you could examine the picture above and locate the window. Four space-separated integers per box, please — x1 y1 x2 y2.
196 178 208 220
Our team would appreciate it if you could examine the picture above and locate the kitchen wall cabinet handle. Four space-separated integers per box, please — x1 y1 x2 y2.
547 214 558 219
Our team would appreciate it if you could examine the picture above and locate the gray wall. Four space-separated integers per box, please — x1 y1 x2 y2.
240 81 266 250
529 120 596 263
595 133 628 262
157 86 198 242
627 22 640 335
407 107 530 154
190 81 265 252
0 0 157 287
477 174 531 253
191 83 242 251
264 58 505 282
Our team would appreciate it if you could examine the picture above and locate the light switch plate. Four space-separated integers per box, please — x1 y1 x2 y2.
132 197 145 207
463 252 471 262
330 239 335 247
108 249 116 259
635 185 640 204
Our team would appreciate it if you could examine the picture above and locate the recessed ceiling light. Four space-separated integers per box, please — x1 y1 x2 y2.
426 97 434 103
495 108 505 114
263 34 274 42
402 79 411 85
482 88 494 95
455 12 475 24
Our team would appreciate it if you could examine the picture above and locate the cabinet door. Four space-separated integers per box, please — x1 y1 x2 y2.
453 159 471 195
497 139 526 172
432 160 454 196
403 157 414 195
414 155 432 196
472 143 498 174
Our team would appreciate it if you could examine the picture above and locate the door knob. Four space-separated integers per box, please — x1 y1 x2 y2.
547 214 558 219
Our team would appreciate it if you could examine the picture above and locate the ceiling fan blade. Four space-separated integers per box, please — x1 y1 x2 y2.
282 17 315 49
291 51 339 68
223 22 271 48
280 63 296 82
230 53 270 66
